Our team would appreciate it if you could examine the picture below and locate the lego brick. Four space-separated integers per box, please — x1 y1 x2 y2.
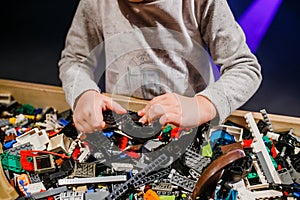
5 142 32 156
0 152 24 173
278 168 294 185
26 182 46 195
15 128 49 150
111 162 133 172
152 182 173 192
31 186 68 199
0 93 12 104
209 125 243 142
77 146 90 163
47 134 72 153
168 169 196 192
184 147 211 174
58 175 127 186
85 190 109 200
27 172 41 183
107 154 168 200
60 191 84 200
231 180 282 200
33 154 56 174
70 162 96 178
5 127 17 137
260 109 274 133
133 167 171 188
244 112 281 184
245 160 269 190
189 168 201 180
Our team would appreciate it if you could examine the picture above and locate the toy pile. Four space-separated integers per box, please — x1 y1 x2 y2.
0 96 300 200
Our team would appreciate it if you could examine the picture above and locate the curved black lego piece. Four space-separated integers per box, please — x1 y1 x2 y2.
103 110 162 141
122 115 162 140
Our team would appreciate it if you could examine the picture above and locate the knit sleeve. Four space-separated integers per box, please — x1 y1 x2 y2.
58 0 103 109
197 0 262 123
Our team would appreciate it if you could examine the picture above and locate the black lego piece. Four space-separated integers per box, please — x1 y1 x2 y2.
58 120 78 140
121 113 162 141
0 128 5 144
290 152 300 173
58 109 73 122
224 120 251 139
276 134 297 157
103 110 162 141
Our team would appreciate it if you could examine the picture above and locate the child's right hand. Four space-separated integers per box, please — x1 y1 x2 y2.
73 90 127 134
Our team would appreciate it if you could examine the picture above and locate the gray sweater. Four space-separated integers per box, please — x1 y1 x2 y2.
59 0 262 123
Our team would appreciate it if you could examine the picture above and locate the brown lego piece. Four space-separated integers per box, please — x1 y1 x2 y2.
191 148 245 199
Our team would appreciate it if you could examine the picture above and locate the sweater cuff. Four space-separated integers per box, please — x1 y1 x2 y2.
196 86 231 124
61 66 101 110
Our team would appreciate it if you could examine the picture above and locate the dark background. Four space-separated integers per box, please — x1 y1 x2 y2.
0 0 299 117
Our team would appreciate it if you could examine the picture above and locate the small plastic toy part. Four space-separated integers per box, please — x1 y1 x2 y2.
111 163 133 172
183 147 211 174
15 128 50 150
26 182 46 195
47 134 72 153
31 186 68 199
0 93 12 104
1 151 24 173
3 139 17 149
144 189 160 200
0 118 11 127
192 148 245 199
245 160 269 190
60 191 84 200
17 173 31 196
20 150 70 172
20 150 37 172
71 162 96 178
133 167 171 188
5 142 32 156
231 180 282 200
33 154 56 174
209 129 235 149
210 125 243 142
277 131 297 158
121 111 162 141
260 109 275 133
244 112 281 184
107 154 168 200
168 169 196 192
58 175 127 185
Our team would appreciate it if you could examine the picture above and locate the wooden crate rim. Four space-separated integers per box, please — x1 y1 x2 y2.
1 78 300 136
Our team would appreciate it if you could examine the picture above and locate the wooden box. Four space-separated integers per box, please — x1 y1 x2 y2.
0 79 299 137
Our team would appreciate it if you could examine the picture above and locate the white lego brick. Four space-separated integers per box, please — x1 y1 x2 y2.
47 134 71 153
111 163 133 172
209 125 243 142
26 182 46 194
15 128 50 150
0 93 12 104
245 112 281 184
77 146 90 163
58 175 127 186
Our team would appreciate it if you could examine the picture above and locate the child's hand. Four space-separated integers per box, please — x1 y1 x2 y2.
73 90 127 133
138 93 217 128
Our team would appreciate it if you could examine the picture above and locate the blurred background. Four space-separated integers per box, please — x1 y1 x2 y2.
0 0 299 117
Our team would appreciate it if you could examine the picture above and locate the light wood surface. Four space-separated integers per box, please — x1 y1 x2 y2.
227 110 300 137
0 79 299 136
0 79 70 111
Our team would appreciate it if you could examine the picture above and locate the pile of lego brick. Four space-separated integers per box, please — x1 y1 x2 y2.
0 96 300 200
